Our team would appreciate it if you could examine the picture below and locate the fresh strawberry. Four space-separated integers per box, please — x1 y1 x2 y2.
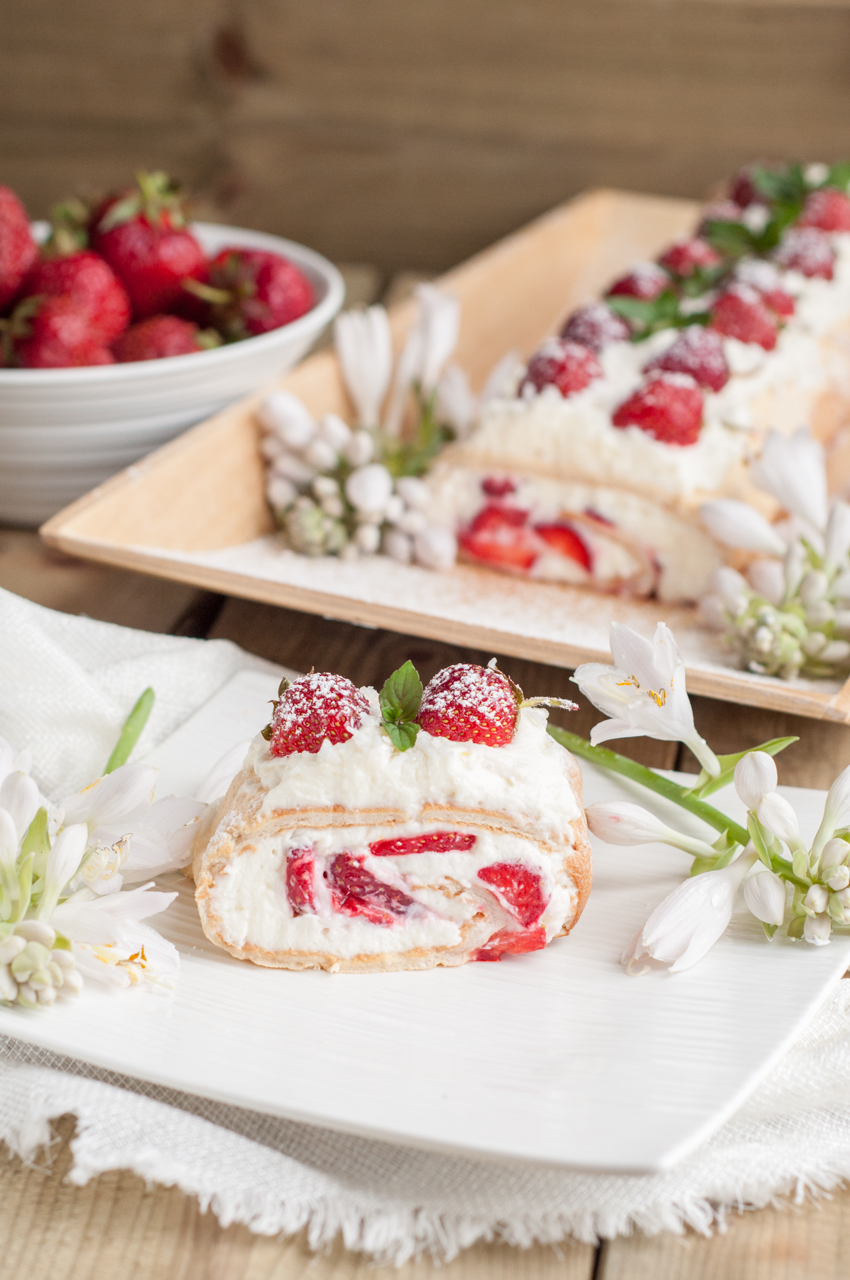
266 673 369 757
560 301 630 351
734 260 795 317
4 295 114 368
327 853 415 925
657 238 722 278
729 166 769 209
606 262 669 301
477 863 549 927
417 662 520 747
369 832 476 857
697 199 744 236
612 372 703 446
112 314 216 362
474 926 547 961
22 251 130 344
459 505 538 571
286 848 316 915
645 326 730 393
799 187 850 232
90 171 207 319
0 186 37 311
203 248 314 340
710 285 778 349
519 338 602 398
534 522 592 570
481 476 517 499
773 227 836 280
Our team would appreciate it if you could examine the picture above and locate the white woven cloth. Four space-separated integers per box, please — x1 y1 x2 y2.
1 584 850 1263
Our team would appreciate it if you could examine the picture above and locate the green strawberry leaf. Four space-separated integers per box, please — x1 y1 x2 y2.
606 289 682 340
828 162 850 192
379 661 423 751
703 219 759 258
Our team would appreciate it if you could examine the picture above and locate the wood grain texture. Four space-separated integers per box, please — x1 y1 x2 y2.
4 0 850 272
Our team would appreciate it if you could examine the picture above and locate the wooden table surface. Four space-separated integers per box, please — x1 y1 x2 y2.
3 526 850 1280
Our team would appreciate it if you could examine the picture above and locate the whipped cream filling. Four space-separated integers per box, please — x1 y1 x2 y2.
249 697 582 840
208 819 578 958
438 233 850 507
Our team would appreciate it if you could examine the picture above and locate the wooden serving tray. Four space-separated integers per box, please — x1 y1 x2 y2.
40 189 850 724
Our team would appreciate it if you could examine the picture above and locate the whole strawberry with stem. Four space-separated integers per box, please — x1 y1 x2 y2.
195 247 314 340
2 295 114 368
264 672 369 756
0 186 37 311
22 251 130 344
90 171 207 319
113 315 220 363
416 661 576 748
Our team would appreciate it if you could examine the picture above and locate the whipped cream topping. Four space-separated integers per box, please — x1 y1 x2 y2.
248 692 582 839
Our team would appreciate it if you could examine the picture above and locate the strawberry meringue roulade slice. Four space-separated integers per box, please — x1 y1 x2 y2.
192 666 591 972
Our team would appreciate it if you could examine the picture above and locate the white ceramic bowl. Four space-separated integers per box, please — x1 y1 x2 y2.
0 222 345 525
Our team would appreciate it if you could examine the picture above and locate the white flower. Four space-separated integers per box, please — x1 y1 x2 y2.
80 795 206 894
746 558 786 606
805 883 829 913
317 413 352 452
585 801 717 858
37 824 87 919
413 527 458 572
812 764 850 860
757 792 805 852
0 771 39 841
344 430 374 467
334 306 393 428
819 838 849 873
713 566 751 616
345 463 394 514
744 869 786 926
572 622 720 776
62 763 157 832
749 428 828 531
436 364 477 438
383 286 460 435
804 912 832 946
0 737 33 785
53 883 179 990
258 391 316 449
700 499 787 555
383 528 413 564
0 808 19 900
825 501 850 573
480 350 524 402
624 850 757 973
734 751 778 810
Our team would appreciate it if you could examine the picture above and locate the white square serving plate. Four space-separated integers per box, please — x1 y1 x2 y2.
0 667 847 1174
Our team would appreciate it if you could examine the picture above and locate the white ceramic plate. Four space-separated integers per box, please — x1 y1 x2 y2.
0 668 847 1173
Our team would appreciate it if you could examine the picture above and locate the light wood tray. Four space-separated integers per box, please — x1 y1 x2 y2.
40 189 850 724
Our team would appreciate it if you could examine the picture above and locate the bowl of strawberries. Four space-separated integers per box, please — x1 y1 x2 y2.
0 172 344 524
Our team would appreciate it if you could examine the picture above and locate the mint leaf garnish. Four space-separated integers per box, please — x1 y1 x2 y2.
379 661 423 751
703 219 759 259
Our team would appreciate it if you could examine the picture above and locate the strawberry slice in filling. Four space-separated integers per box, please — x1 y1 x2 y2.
474 926 548 961
477 862 549 928
327 852 417 926
369 831 476 857
285 847 316 915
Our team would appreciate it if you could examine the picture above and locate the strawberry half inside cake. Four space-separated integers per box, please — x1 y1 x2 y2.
192 666 591 972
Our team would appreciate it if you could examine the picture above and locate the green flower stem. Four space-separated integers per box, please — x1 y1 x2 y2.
547 726 750 848
104 687 155 775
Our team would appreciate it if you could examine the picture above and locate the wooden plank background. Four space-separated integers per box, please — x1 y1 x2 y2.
3 0 850 272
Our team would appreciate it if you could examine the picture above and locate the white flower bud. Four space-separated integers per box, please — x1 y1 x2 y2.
820 640 850 664
714 567 750 616
804 912 832 945
312 475 339 498
62 968 84 995
266 476 297 511
585 802 716 857
0 772 39 841
807 601 835 627
758 792 804 851
805 884 830 914
383 528 414 563
303 438 338 472
258 391 316 448
826 500 850 572
397 508 428 535
700 500 786 555
37 985 57 1006
345 464 393 513
746 558 786 606
833 571 850 601
743 869 786 926
805 162 829 186
344 431 375 467
832 610 850 635
273 452 316 485
259 434 284 461
354 523 381 554
800 569 829 609
838 886 850 909
318 413 352 451
0 936 26 966
384 495 405 524
820 838 850 872
14 920 56 948
395 476 431 510
734 751 778 811
813 764 850 859
826 865 850 891
413 527 458 572
803 631 828 657
320 496 344 518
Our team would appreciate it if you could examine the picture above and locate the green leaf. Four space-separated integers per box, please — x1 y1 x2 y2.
686 736 798 800
787 914 805 939
379 661 423 752
748 812 774 871
105 687 155 774
762 922 778 940
21 807 50 860
52 933 71 951
703 219 758 258
606 289 683 340
689 855 718 877
753 163 807 206
828 162 850 191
